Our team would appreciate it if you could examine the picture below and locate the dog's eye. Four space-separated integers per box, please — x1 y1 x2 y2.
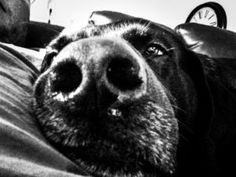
145 43 166 57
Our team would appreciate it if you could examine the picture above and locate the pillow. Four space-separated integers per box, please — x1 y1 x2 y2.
25 21 64 49
0 43 87 177
175 23 236 58
89 10 134 25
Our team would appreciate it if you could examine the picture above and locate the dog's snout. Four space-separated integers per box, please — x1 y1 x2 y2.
50 61 82 93
106 56 143 91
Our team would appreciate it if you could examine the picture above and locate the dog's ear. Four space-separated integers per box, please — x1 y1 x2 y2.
88 10 135 25
40 48 58 73
182 50 213 137
40 33 74 73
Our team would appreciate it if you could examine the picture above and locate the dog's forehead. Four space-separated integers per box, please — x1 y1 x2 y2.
49 19 176 53
62 21 152 41
49 21 148 50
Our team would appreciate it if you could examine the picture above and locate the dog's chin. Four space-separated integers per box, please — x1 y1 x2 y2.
34 95 178 177
45 121 172 177
56 138 156 177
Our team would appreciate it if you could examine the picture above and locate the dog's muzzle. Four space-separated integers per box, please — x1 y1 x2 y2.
47 37 147 109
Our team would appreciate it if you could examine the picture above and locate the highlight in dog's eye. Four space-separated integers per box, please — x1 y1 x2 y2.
145 42 167 57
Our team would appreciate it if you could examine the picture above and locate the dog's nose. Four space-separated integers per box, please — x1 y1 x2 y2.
106 55 143 91
49 38 146 104
50 61 82 93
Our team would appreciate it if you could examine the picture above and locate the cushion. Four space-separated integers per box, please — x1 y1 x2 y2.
175 23 236 58
25 21 64 49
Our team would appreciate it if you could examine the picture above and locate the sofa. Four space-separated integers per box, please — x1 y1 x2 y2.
0 11 236 176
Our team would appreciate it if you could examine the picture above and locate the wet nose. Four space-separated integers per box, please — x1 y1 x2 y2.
50 61 82 93
106 55 143 91
49 37 146 100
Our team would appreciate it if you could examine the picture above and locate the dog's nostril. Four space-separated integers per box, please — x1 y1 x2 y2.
51 62 82 93
106 57 143 91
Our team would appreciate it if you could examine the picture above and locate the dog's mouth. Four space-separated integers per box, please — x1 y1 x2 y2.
34 90 178 177
56 123 154 176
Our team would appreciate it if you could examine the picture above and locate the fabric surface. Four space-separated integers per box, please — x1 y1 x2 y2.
0 43 88 177
25 21 64 49
175 23 236 58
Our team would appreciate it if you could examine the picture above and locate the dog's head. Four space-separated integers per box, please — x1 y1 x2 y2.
33 18 205 177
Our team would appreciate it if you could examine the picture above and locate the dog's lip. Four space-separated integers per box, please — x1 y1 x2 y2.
70 140 144 173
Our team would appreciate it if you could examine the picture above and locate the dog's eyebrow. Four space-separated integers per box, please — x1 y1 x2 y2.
107 22 153 47
122 28 152 46
101 21 150 38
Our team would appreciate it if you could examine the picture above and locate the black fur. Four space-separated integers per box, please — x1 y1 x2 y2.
33 18 236 177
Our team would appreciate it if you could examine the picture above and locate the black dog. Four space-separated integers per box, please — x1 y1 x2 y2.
33 17 236 177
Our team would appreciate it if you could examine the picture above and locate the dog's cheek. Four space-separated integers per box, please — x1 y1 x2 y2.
143 67 179 174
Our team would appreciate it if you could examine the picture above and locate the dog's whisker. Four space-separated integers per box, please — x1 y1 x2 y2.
166 47 176 52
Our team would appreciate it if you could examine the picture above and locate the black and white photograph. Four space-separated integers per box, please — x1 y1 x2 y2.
0 0 236 177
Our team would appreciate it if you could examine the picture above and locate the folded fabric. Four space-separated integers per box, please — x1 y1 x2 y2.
0 43 88 177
